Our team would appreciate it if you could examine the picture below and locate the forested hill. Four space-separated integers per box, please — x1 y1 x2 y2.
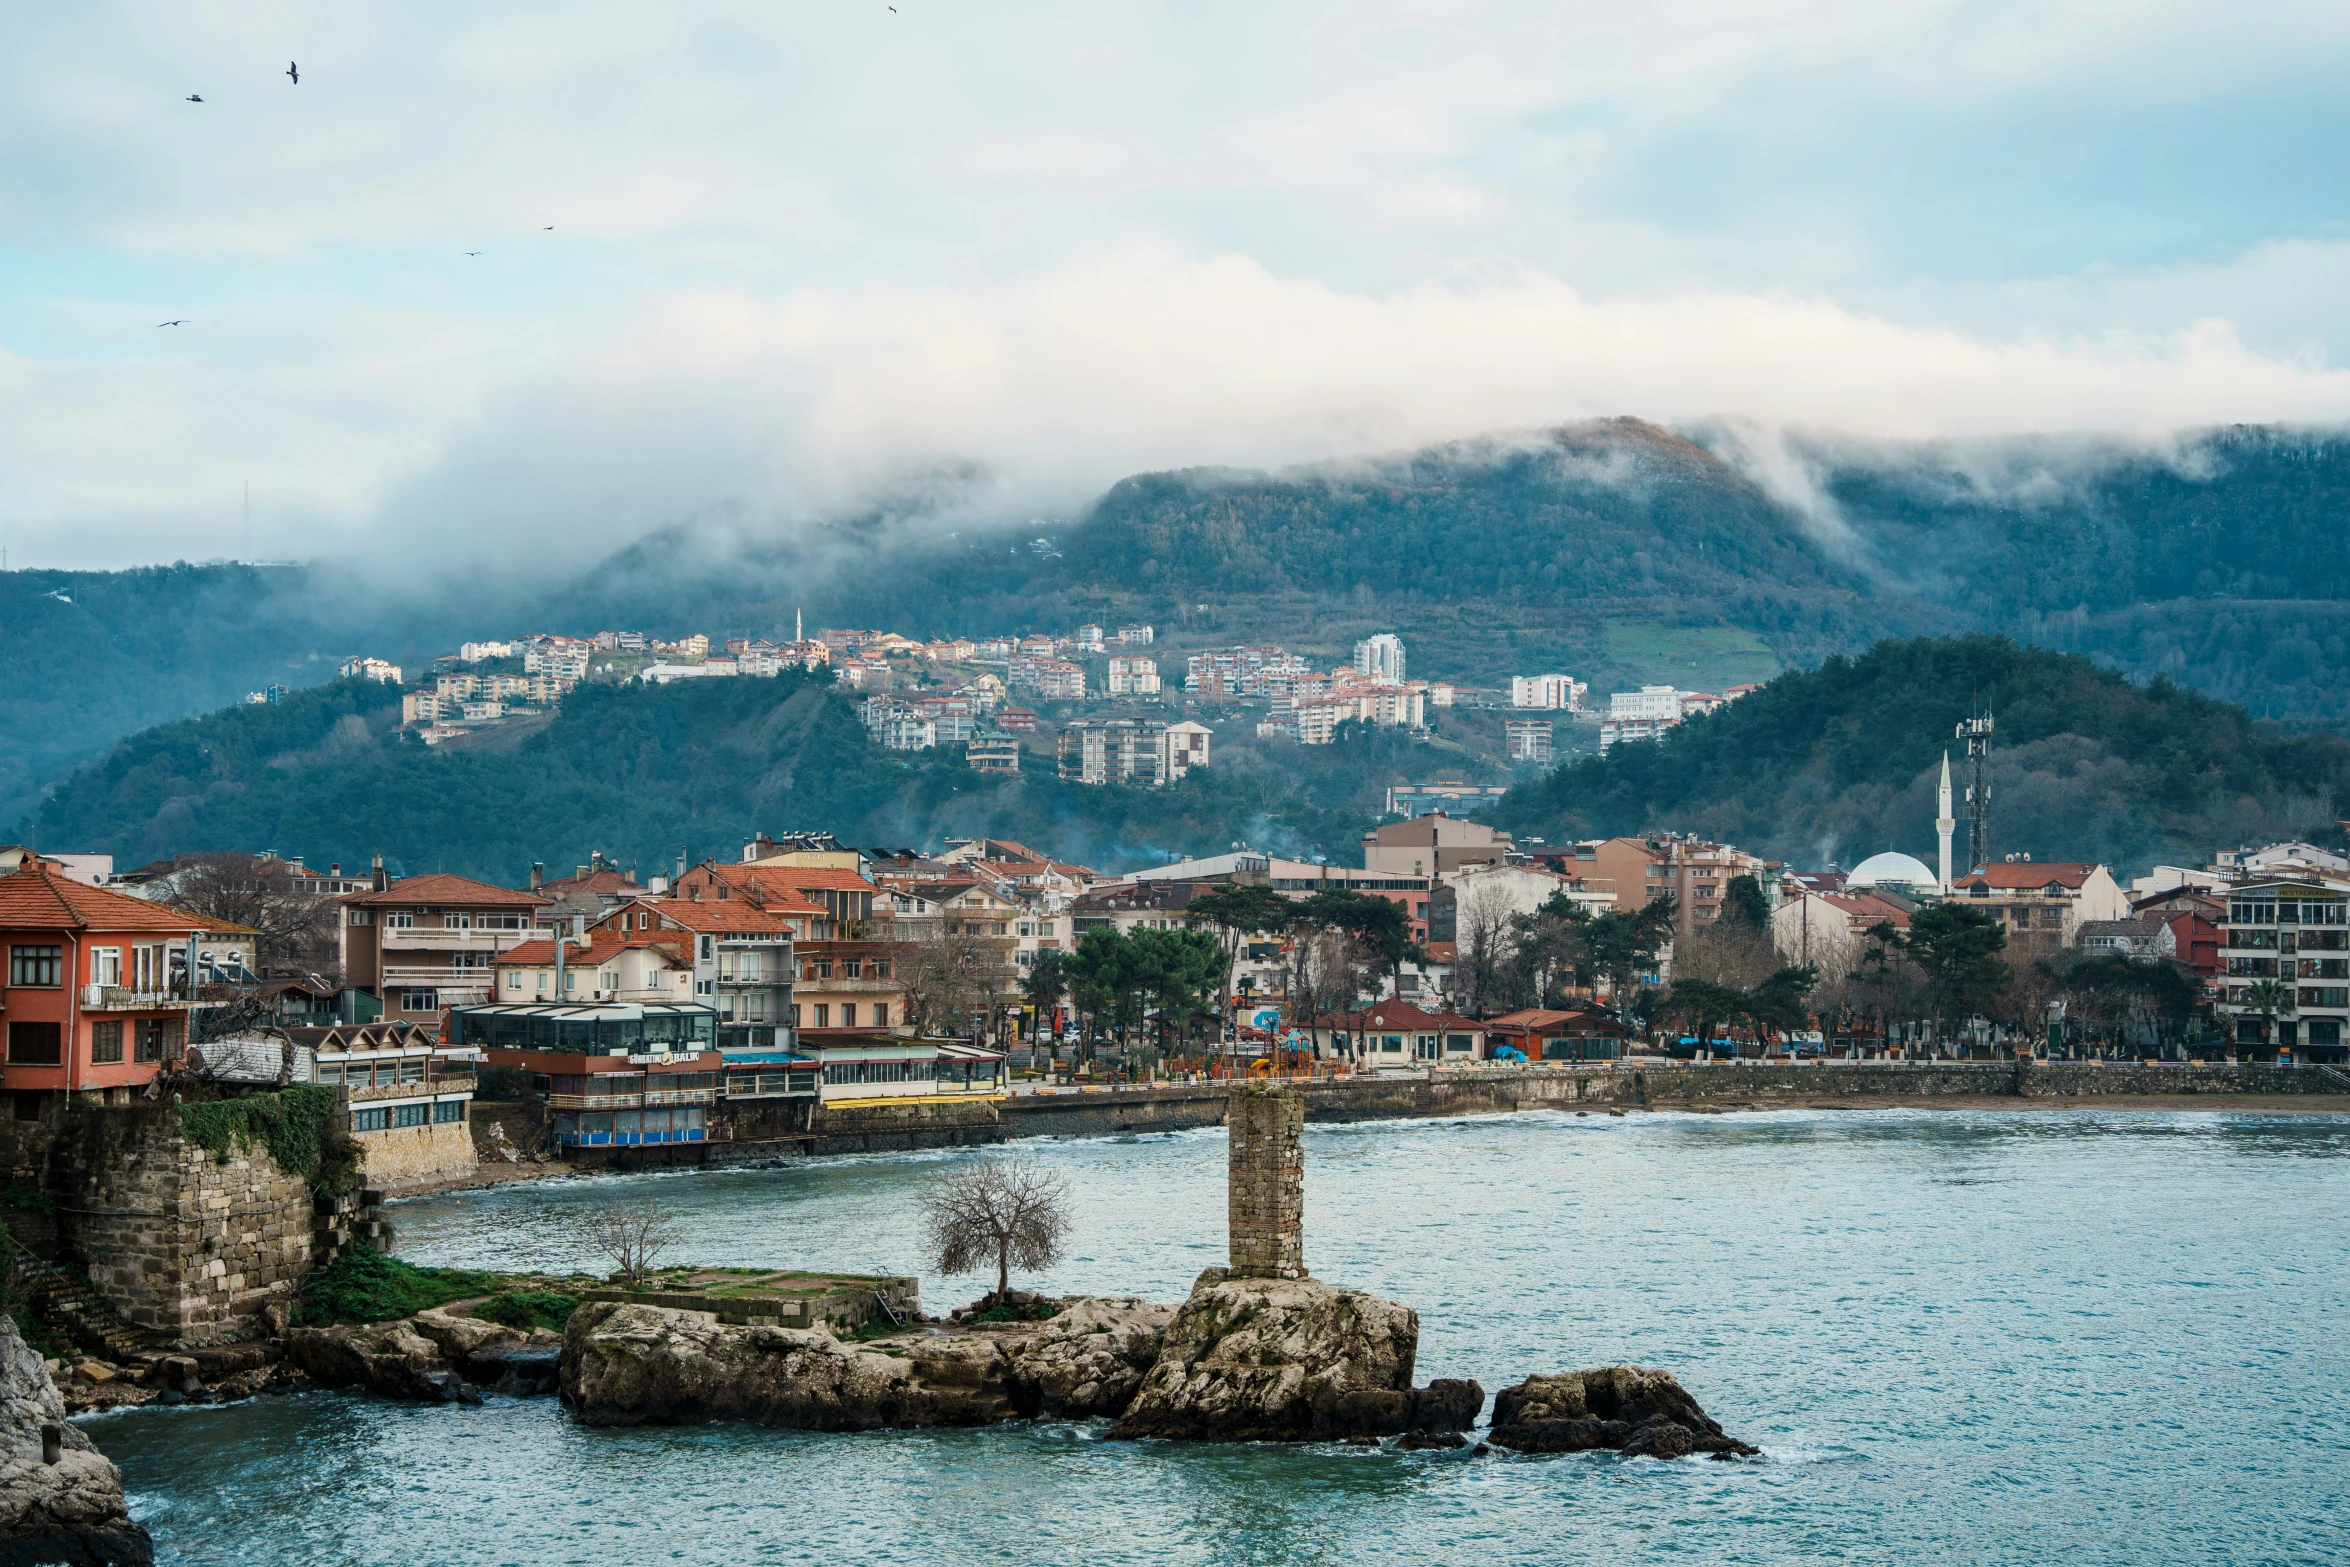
1490 636 2350 874
19 672 1429 882
12 417 2350 827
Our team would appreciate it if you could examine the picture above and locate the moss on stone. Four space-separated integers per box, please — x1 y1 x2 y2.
173 1086 359 1199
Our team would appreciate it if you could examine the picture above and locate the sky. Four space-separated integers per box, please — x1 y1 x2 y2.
6 1 2350 572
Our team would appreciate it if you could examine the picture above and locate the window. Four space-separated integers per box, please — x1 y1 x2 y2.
90 1022 124 1065
873 1004 888 1027
506 973 522 991
386 913 414 929
90 948 122 987
844 959 864 979
135 1020 179 1064
842 1004 859 1028
445 914 472 930
700 936 714 961
393 1102 430 1128
7 946 61 987
814 1004 830 1027
7 1023 62 1065
352 1107 390 1132
349 908 373 926
432 1098 466 1124
134 944 163 992
400 989 439 1013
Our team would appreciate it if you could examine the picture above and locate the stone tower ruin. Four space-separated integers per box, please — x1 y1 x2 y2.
1226 1082 1306 1279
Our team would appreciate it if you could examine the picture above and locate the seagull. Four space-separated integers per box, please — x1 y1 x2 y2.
286 61 299 85
542 225 554 231
185 94 203 103
158 319 188 327
464 250 482 256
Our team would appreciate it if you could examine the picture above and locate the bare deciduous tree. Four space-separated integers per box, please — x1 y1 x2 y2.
918 1157 1071 1302
579 1199 682 1286
161 852 343 979
1450 887 1518 1017
896 924 1015 1037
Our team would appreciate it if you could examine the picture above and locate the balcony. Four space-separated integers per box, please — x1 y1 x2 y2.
382 964 500 985
379 927 542 952
80 985 191 1012
797 976 901 994
545 1088 718 1110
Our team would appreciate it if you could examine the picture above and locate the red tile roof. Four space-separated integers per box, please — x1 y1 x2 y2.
1950 863 2099 891
616 899 801 934
495 932 689 967
342 873 549 908
0 865 210 933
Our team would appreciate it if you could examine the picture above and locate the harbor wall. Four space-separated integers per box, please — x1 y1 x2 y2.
569 1061 2347 1169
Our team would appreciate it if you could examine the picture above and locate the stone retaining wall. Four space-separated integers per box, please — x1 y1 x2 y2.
50 1106 315 1346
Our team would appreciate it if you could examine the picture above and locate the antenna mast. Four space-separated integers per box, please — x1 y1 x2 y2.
1957 707 1993 873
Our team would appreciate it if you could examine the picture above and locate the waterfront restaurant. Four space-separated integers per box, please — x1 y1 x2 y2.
810 1032 1006 1104
1482 1006 1631 1062
454 1001 720 1150
1299 999 1493 1066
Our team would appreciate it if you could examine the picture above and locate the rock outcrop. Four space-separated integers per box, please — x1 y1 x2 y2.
561 1295 1174 1429
0 1316 152 1566
1488 1367 1758 1460
999 1296 1173 1419
1104 1270 1482 1444
286 1312 562 1404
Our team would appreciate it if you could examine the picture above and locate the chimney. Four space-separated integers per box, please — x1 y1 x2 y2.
370 852 387 892
330 863 341 878
576 865 590 880
530 862 544 891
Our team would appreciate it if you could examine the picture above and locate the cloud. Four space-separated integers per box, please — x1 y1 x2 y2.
10 3 2350 569
13 252 2350 573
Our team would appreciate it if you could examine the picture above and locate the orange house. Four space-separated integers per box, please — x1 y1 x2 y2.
0 862 213 1111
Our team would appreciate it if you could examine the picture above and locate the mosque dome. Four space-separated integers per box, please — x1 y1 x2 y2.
1847 851 1937 888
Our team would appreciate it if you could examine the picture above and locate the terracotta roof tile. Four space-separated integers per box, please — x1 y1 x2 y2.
342 873 549 908
0 866 211 933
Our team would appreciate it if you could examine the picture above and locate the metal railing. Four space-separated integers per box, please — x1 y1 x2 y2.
545 1088 718 1110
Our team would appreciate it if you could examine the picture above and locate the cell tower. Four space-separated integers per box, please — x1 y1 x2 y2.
1956 707 1993 873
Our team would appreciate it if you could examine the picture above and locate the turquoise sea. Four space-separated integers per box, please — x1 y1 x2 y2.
87 1108 2350 1565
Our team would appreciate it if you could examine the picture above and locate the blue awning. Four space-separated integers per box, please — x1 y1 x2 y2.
720 1051 814 1066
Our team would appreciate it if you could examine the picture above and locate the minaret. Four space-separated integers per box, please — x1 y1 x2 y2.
1935 750 1956 892
795 607 803 642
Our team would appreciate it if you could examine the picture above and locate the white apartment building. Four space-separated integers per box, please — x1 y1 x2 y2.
340 657 403 684
1117 624 1155 644
1511 674 1588 711
1160 720 1211 780
459 641 514 663
1354 633 1407 683
1609 685 1682 721
1504 717 1554 765
1107 656 1161 695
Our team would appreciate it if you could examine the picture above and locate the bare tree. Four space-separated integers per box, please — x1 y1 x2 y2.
161 853 342 978
1450 887 1517 1017
578 1199 682 1286
897 924 1015 1037
917 1157 1071 1302
1677 918 1780 992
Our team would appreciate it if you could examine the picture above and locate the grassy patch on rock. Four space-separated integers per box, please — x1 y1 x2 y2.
474 1290 579 1332
296 1247 502 1326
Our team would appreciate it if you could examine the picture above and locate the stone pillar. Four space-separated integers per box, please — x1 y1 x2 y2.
1226 1083 1305 1279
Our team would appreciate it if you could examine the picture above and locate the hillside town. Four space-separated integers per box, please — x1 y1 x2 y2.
330 619 1757 783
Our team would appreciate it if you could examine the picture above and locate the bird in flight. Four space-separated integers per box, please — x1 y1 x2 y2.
464 250 482 256
542 225 554 231
286 61 299 85
158 319 188 327
185 94 203 103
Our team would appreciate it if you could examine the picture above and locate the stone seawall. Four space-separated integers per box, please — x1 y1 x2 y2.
670 1062 2345 1167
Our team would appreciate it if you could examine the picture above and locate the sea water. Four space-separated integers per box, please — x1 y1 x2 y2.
89 1108 2350 1565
